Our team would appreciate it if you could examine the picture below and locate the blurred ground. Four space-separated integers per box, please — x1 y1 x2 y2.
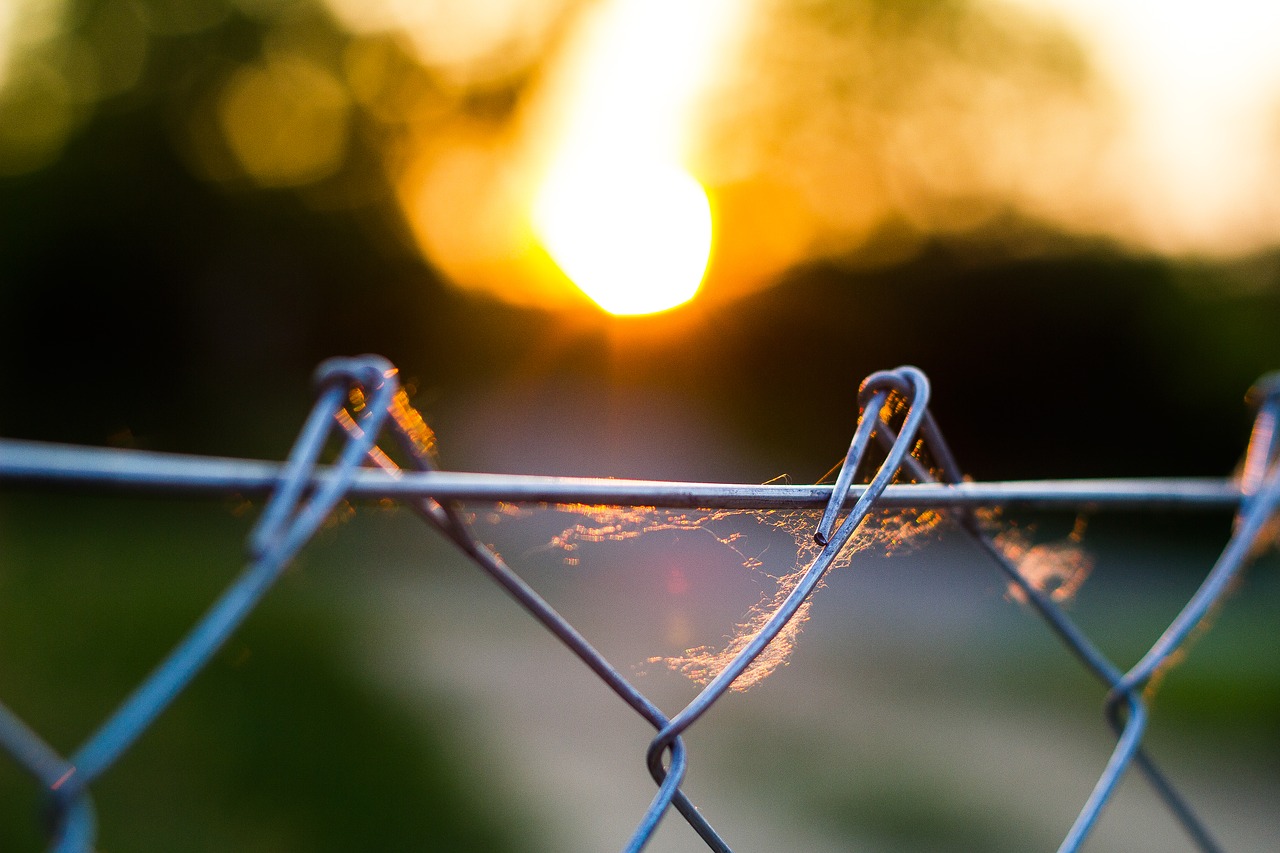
350 499 1280 852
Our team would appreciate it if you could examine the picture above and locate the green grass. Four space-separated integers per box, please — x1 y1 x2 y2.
0 493 537 852
803 779 1035 853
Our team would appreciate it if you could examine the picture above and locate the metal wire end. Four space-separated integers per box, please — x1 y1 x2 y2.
816 366 931 545
1241 371 1280 500
44 356 404 853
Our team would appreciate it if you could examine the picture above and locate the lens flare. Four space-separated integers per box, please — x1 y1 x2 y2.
534 157 712 315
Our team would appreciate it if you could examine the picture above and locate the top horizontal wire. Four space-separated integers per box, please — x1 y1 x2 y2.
0 438 1241 511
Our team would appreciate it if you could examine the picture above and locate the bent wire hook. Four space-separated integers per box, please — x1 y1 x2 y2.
44 356 400 853
1064 375 1280 852
635 366 939 850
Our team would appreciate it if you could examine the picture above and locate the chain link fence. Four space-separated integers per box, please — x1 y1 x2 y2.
1 355 1276 852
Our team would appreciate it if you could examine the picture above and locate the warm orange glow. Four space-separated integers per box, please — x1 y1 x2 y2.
1002 0 1280 253
534 158 712 316
528 0 735 315
317 0 1280 308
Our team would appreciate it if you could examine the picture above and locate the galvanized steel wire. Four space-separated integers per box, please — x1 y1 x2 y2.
0 354 1276 853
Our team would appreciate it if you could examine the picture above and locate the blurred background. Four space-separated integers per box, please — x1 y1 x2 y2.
1 0 1278 850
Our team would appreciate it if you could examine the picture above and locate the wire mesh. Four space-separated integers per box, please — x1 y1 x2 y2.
0 354 1276 852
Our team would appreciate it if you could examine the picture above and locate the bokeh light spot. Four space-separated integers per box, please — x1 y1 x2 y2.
0 60 74 176
217 55 350 188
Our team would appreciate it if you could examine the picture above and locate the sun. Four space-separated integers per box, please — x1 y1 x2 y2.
534 156 712 316
525 0 735 316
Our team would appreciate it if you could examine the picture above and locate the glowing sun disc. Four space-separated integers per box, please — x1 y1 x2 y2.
534 159 713 316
